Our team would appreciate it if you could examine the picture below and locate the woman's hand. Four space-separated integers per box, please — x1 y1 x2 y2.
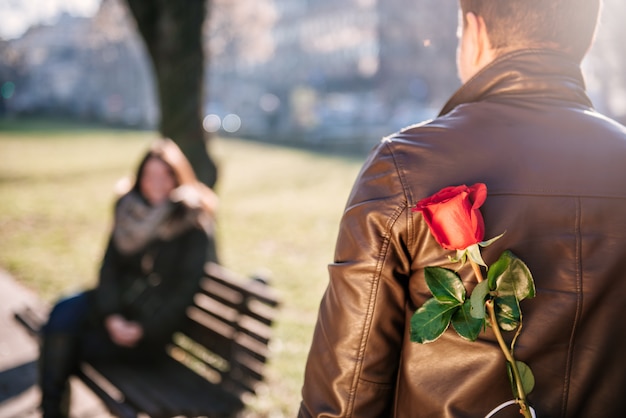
104 314 144 347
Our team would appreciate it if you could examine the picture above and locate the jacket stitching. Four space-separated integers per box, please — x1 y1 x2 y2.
346 206 404 416
560 197 583 415
346 143 407 416
385 141 415 249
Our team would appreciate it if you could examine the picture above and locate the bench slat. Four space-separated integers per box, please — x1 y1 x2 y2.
196 285 278 327
205 263 280 308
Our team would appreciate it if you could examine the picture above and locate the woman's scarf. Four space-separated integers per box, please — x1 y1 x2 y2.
112 191 198 255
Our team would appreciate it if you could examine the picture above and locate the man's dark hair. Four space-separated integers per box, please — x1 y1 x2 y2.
459 0 601 62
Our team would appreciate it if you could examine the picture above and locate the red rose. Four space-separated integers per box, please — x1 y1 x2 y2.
413 183 487 251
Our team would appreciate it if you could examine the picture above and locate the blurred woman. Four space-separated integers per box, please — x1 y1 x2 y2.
39 138 218 418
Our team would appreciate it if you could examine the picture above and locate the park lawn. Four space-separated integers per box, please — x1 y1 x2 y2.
0 118 365 417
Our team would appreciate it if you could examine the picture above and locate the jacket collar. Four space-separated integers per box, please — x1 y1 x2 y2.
439 49 593 116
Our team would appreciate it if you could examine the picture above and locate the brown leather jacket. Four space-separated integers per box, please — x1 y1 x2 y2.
299 50 626 418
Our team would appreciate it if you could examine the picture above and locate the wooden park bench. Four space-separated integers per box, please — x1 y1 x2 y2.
14 262 280 418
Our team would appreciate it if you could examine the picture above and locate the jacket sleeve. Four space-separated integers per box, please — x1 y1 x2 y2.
299 141 413 417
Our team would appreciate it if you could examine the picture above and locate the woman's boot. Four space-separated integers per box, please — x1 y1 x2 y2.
39 334 76 418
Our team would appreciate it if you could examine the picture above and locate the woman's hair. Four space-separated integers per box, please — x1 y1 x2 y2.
134 138 195 189
459 0 601 62
127 138 218 217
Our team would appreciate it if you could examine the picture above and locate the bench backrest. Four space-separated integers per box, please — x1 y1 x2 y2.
167 262 280 398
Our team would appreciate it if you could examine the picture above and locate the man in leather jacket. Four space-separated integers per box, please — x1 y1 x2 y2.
299 1 626 417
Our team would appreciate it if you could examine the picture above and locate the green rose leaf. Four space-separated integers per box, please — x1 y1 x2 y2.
495 295 521 331
487 251 510 291
410 298 457 344
507 360 535 396
424 266 465 305
470 280 490 319
452 299 485 341
488 250 536 301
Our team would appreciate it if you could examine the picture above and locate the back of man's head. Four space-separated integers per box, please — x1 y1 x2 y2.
459 0 601 62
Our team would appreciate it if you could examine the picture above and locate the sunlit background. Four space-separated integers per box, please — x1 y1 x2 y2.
1 0 624 152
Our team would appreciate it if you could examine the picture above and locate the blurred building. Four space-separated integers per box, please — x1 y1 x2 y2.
1 0 157 127
209 0 454 148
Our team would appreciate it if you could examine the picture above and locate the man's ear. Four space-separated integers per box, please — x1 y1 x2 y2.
465 12 495 69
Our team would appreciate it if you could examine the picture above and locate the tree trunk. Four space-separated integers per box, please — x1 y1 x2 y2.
125 0 217 188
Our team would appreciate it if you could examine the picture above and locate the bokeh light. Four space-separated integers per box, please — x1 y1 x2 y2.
202 114 221 133
259 93 280 113
1 82 15 99
222 114 241 133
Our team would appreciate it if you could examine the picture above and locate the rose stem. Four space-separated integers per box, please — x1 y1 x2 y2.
469 260 532 418
486 300 532 418
471 261 484 283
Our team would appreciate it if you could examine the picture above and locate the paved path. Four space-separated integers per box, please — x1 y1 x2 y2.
0 269 112 418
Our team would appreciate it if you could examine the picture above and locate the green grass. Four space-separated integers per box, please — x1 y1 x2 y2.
0 118 365 417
